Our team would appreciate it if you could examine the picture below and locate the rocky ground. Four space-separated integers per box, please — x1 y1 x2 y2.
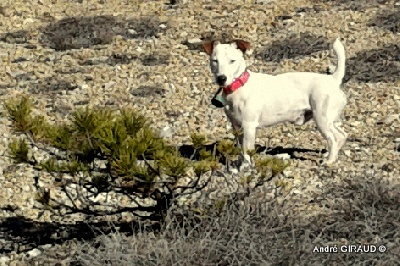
0 0 399 264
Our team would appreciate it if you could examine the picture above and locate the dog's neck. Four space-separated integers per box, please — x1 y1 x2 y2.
222 71 250 94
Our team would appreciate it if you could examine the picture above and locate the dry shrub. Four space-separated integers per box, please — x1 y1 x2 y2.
72 171 400 265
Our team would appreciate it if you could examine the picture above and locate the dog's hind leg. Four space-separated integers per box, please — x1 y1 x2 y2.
333 122 347 151
313 98 341 164
331 94 348 153
318 124 339 164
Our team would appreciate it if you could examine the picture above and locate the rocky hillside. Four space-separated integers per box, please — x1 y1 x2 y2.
0 0 399 264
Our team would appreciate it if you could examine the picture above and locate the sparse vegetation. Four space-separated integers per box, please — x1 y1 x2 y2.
5 95 285 222
72 173 400 265
1 0 399 264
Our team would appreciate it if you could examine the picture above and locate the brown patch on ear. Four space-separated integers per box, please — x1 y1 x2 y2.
202 40 215 55
234 39 251 53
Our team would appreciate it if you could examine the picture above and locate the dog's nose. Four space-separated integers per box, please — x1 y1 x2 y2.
216 75 227 86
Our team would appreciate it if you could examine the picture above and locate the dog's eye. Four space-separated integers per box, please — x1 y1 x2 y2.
230 60 236 64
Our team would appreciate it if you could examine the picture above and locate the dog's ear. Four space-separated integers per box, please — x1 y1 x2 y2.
203 40 216 55
234 40 251 53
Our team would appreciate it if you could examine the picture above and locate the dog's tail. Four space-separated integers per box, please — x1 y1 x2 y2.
332 38 346 83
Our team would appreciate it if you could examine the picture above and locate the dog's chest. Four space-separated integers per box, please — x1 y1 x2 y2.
224 100 247 125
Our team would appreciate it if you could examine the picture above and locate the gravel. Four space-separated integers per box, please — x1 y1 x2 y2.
0 0 399 264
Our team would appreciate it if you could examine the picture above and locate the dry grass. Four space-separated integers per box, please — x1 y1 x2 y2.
71 172 400 265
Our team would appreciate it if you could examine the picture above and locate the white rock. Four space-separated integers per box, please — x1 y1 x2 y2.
41 244 53 250
179 31 188 38
7 70 25 78
350 121 362 127
0 256 10 265
23 18 36 25
187 38 202 44
93 193 107 202
190 83 200 94
291 189 302 194
343 150 351 157
26 248 41 258
128 29 137 35
275 153 291 160
283 170 292 178
103 81 115 90
80 84 89 90
160 126 173 138
23 185 31 192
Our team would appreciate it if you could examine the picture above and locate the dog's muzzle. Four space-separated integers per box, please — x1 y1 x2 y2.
211 87 227 108
216 75 227 86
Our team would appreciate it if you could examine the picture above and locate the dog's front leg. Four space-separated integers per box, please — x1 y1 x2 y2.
231 122 243 149
241 122 257 166
225 110 243 148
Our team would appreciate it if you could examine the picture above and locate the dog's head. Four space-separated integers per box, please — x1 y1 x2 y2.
203 39 250 87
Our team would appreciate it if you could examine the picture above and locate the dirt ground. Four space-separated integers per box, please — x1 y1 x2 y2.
0 0 399 264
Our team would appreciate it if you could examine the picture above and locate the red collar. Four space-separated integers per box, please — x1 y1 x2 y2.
223 71 250 94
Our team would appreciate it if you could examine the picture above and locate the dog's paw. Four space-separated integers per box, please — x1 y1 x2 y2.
321 159 337 167
228 158 253 173
239 161 253 172
228 167 239 175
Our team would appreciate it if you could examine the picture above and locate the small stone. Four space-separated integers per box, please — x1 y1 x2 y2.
128 29 137 35
0 256 10 264
160 126 173 138
350 121 361 127
256 0 274 4
80 84 89 90
291 189 302 194
103 81 116 90
23 185 31 192
275 153 291 160
41 244 53 250
187 38 202 44
377 114 399 125
283 170 292 178
7 70 25 78
182 38 203 50
23 18 35 25
190 83 200 94
26 248 41 258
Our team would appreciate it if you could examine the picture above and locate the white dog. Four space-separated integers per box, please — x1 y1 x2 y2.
203 38 348 166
